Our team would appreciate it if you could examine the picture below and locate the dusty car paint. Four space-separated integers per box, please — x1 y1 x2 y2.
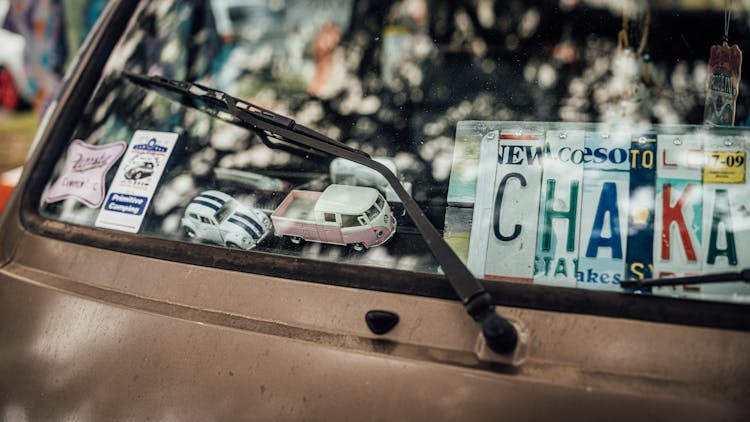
1 1 750 420
1 228 750 420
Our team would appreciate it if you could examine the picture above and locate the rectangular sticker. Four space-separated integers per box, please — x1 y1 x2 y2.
577 132 630 291
702 150 746 184
95 130 178 233
533 130 584 287
468 128 544 282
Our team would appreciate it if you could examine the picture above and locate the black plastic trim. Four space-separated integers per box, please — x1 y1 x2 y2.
16 0 750 333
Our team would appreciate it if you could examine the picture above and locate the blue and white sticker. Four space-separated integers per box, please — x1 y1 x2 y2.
95 130 178 233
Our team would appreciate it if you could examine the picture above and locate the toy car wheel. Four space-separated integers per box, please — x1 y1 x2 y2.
289 236 303 245
352 242 365 252
0 68 19 111
184 226 196 239
226 242 240 249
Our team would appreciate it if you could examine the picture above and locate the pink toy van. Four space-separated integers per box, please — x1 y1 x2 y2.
272 184 396 251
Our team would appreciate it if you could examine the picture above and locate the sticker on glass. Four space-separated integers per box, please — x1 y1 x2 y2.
95 130 179 233
703 150 746 184
44 139 126 208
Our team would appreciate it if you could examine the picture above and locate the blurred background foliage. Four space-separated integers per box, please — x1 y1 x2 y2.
2 0 750 176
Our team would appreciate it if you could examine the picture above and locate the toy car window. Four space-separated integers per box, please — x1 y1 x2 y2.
35 0 750 306
375 196 385 211
340 214 358 227
365 205 379 221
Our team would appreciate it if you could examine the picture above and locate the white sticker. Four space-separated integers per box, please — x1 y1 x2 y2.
95 130 178 233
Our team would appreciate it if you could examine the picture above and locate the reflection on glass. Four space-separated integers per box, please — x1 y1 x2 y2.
38 1 750 304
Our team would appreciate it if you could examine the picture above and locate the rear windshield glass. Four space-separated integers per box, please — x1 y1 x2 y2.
38 0 750 305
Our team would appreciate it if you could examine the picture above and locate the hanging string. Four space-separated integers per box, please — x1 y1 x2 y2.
636 6 650 56
617 9 629 51
723 0 732 45
616 1 650 55
639 5 651 85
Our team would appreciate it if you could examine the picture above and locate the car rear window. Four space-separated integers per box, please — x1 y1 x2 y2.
33 0 750 307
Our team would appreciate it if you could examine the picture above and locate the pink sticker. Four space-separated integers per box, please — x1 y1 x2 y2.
44 139 127 208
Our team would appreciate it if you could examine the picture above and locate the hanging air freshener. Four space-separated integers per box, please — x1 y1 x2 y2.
704 0 743 126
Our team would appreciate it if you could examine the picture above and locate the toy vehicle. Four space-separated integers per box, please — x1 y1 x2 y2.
182 190 272 250
123 156 155 180
330 157 412 203
271 184 395 250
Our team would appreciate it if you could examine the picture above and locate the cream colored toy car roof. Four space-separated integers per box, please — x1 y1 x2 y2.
314 184 380 215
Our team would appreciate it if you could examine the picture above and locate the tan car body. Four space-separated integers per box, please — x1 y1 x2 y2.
2 197 750 420
1 2 749 420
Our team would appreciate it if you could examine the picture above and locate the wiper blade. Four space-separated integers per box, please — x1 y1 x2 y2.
620 269 750 289
125 72 358 159
124 71 520 356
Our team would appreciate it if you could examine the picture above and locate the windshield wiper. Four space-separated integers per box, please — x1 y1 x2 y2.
620 269 750 289
123 71 520 355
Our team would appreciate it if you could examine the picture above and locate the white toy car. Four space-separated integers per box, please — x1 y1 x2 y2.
181 190 272 250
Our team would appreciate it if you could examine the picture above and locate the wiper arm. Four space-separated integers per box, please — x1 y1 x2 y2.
620 269 750 289
124 71 520 355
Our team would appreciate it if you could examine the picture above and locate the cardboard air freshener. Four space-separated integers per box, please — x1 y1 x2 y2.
704 44 742 126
